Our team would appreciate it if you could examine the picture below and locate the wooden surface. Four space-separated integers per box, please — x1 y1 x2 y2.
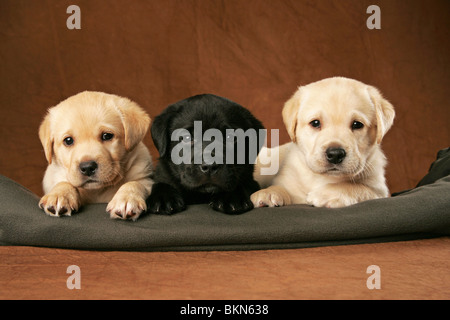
1 237 449 300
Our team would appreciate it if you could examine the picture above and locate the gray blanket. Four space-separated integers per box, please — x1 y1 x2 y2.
0 170 449 251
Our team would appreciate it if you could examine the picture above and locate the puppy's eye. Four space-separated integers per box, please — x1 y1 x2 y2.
310 120 321 129
63 137 74 146
101 132 114 141
225 132 235 142
351 121 364 130
181 134 192 144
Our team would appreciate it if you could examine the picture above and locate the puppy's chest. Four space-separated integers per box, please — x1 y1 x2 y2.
183 190 214 204
79 185 120 204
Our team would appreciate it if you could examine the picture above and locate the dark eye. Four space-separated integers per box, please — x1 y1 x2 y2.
181 134 192 144
310 120 321 129
101 132 114 141
351 121 364 130
63 136 74 146
226 132 235 142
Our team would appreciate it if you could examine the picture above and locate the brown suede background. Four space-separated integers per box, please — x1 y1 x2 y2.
0 0 449 197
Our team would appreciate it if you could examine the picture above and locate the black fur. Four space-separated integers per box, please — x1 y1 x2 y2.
147 94 265 215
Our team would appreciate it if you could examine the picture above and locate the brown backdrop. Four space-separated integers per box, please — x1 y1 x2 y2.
0 0 449 197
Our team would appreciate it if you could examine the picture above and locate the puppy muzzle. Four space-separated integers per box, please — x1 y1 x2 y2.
79 161 98 177
325 147 346 164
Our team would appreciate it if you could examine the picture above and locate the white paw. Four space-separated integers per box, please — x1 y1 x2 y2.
39 191 80 217
250 188 289 208
306 189 356 208
106 193 147 221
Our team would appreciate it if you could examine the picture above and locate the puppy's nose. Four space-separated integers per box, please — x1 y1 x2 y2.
79 161 98 177
199 163 219 175
326 147 346 164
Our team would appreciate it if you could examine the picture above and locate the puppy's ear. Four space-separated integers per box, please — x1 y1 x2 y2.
39 112 53 164
117 99 151 151
241 108 266 163
250 114 266 154
151 103 182 158
367 86 395 144
282 88 302 142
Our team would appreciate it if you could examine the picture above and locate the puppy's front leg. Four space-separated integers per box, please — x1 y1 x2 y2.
306 183 385 208
211 180 260 214
250 185 292 208
39 182 81 217
210 191 253 215
107 178 153 221
146 182 186 215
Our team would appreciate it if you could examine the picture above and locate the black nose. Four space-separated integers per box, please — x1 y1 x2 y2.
79 161 98 176
199 163 219 175
326 147 346 164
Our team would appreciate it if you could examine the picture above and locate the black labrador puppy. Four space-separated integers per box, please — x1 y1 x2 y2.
148 94 265 215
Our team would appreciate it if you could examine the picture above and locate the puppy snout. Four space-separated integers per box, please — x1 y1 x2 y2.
326 147 346 164
79 161 98 177
199 163 219 175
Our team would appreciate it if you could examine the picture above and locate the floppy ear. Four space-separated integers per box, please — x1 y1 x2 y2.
116 99 151 151
367 86 396 144
249 114 265 154
239 107 266 163
38 112 53 164
282 88 302 142
151 103 182 158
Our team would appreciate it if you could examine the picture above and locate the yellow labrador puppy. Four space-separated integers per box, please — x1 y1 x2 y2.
39 91 153 220
252 77 395 208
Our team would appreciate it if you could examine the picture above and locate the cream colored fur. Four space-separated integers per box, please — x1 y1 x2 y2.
252 77 395 208
38 91 153 220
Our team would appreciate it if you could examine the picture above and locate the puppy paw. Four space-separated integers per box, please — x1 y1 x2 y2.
147 183 186 215
210 192 253 215
147 193 186 215
107 193 147 221
306 188 356 208
39 186 81 217
250 186 291 208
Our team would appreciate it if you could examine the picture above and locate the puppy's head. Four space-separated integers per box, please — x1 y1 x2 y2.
152 94 264 193
283 77 395 177
39 91 150 189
